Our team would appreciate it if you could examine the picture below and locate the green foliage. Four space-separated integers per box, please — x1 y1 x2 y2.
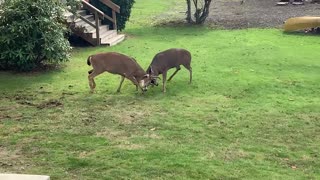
0 0 80 71
90 0 135 31
65 0 82 15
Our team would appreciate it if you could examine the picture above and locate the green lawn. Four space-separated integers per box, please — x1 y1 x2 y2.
1 0 320 179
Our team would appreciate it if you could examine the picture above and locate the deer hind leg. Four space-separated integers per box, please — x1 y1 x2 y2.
117 76 125 93
183 64 192 84
88 70 102 93
162 71 167 93
167 66 181 82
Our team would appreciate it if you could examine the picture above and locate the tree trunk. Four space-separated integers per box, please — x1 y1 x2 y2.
186 0 193 23
198 0 212 24
186 0 212 24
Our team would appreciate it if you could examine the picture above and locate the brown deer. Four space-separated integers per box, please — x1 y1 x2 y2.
87 52 151 93
146 48 192 92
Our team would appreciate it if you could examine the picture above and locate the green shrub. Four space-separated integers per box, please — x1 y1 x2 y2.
90 0 135 31
0 0 80 71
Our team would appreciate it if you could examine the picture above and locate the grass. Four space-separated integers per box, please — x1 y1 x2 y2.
1 0 320 179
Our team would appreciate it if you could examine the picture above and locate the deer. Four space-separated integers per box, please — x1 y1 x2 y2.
87 52 151 93
146 48 192 93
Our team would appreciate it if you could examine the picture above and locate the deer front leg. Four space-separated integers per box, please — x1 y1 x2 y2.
127 76 144 92
162 71 167 93
116 76 125 93
189 67 192 84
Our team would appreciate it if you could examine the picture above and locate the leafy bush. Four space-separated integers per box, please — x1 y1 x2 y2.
0 0 80 71
90 0 135 31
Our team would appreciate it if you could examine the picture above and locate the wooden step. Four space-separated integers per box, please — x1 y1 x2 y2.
64 8 124 47
77 9 87 16
87 24 108 34
99 30 117 39
101 34 125 46
75 18 102 31
74 15 94 24
91 28 117 39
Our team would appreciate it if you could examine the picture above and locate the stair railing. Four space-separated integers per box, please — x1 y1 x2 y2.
81 0 104 45
78 0 120 46
99 0 120 30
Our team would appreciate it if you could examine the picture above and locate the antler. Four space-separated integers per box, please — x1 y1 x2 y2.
150 75 161 80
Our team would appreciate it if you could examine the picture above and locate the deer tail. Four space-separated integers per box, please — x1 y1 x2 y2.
87 56 91 66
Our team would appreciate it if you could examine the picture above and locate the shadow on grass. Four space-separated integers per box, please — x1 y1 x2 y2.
0 64 70 91
125 26 211 39
283 31 320 37
78 79 196 105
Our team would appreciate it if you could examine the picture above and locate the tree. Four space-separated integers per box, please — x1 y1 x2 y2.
0 0 80 71
186 0 212 24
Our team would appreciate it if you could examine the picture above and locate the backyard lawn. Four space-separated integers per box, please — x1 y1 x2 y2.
0 0 320 179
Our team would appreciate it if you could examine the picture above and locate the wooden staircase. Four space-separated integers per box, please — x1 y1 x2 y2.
65 0 125 46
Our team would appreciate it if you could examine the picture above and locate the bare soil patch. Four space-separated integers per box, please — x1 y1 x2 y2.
208 0 320 29
36 99 63 109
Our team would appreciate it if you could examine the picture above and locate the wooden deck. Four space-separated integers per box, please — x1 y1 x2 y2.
65 0 125 46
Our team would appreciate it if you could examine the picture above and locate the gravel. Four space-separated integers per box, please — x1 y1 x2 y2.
207 0 320 29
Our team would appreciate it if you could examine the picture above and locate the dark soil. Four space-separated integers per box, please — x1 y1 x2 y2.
37 99 63 109
208 0 320 29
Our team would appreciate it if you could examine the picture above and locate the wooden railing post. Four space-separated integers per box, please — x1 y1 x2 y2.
94 11 100 46
99 0 120 30
112 10 117 30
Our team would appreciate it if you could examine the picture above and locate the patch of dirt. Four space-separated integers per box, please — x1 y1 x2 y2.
0 103 24 121
36 99 63 109
110 105 152 125
11 95 63 109
0 146 25 172
208 0 320 29
96 128 144 150
0 114 23 121
96 128 130 141
144 132 162 140
116 143 144 150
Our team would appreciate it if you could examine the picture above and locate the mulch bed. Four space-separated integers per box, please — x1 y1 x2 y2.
208 0 320 29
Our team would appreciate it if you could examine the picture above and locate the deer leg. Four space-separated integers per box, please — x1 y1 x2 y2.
162 71 167 93
136 85 138 91
188 67 192 84
88 70 102 93
167 67 181 82
116 76 125 93
183 64 192 84
127 76 143 92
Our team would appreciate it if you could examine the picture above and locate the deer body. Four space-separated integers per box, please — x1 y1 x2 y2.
87 52 150 93
146 48 192 92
